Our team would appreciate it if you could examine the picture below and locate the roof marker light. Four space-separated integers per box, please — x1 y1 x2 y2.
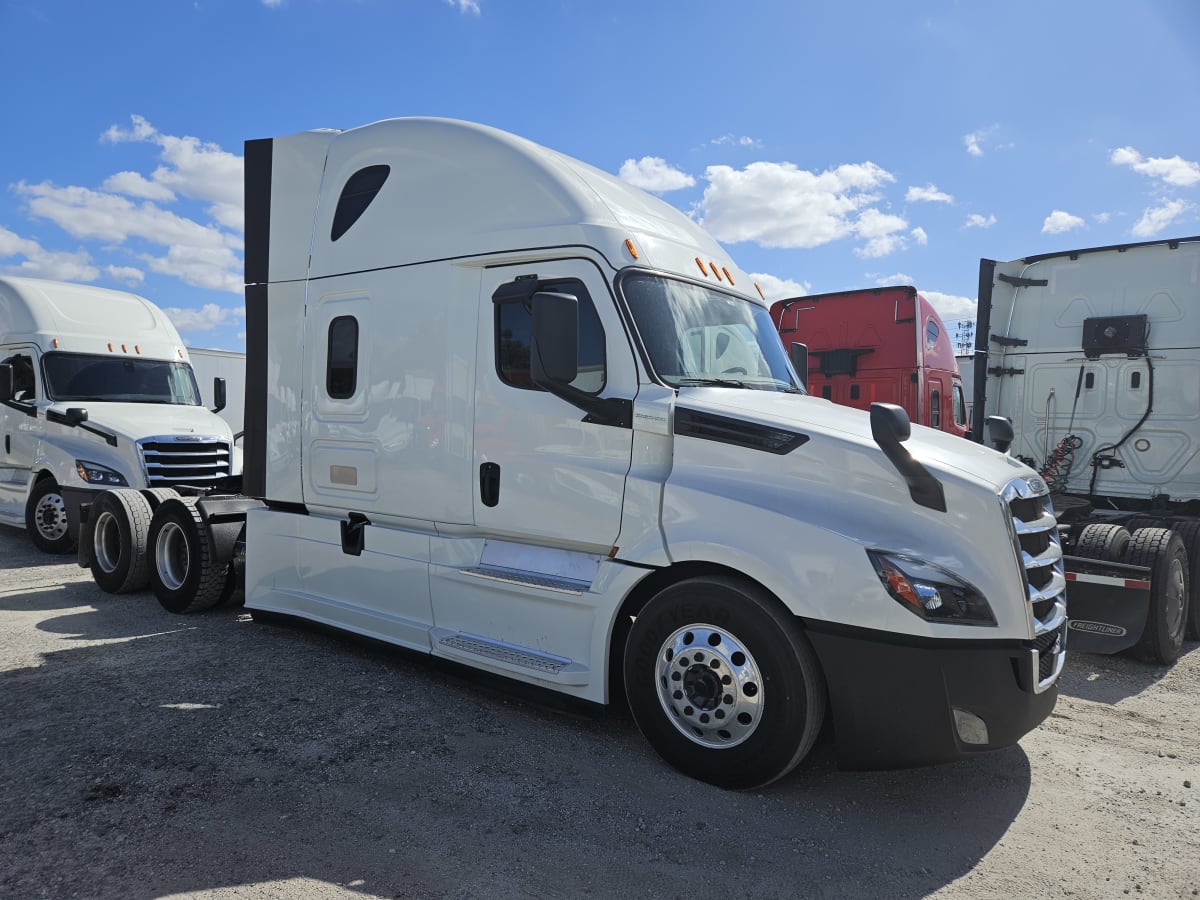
755 283 765 300
52 338 59 348
709 262 723 281
107 342 114 352
723 267 735 285
695 257 708 276
134 345 141 354
624 238 639 260
121 344 127 353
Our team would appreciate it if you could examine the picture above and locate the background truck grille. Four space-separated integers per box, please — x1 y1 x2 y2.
138 436 233 487
1003 476 1067 692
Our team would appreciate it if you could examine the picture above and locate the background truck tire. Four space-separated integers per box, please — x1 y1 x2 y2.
25 478 75 555
1074 523 1132 562
1125 528 1190 665
623 576 826 790
89 489 154 594
147 497 229 614
1168 518 1200 641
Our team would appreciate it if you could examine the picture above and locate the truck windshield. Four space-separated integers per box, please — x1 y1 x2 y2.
620 273 803 392
42 352 201 405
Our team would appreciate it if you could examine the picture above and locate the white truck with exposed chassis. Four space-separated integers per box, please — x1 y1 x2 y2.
971 237 1199 665
0 277 238 562
75 118 1066 788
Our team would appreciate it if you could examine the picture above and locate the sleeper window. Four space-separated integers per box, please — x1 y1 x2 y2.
327 316 359 399
495 279 606 394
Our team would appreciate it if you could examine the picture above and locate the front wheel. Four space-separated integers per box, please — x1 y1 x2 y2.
623 576 826 789
25 478 76 554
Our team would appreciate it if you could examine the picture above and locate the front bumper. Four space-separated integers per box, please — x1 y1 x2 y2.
806 621 1061 770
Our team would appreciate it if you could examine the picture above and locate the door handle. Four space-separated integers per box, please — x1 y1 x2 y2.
479 462 500 507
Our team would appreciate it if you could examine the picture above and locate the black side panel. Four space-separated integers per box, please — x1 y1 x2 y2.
244 138 273 287
243 282 268 498
971 259 996 443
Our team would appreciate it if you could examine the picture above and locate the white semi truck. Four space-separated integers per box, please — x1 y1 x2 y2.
76 118 1066 787
0 278 239 565
972 236 1199 665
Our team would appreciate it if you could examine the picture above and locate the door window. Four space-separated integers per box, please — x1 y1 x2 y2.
2 354 36 401
930 389 941 429
495 279 606 394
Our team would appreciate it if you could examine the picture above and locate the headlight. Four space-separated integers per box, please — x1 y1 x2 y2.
75 460 129 486
867 550 996 626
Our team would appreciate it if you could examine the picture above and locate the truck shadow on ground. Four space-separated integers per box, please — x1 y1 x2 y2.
1056 642 1199 705
1 599 1033 900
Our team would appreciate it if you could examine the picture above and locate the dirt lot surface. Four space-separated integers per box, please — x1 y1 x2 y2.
1 524 1197 900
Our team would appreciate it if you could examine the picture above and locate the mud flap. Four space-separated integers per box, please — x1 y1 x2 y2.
76 501 94 569
1064 555 1152 654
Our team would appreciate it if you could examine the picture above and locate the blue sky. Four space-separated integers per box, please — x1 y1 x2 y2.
2 0 1198 353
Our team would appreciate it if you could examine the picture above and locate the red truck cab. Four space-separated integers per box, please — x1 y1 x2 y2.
771 286 969 436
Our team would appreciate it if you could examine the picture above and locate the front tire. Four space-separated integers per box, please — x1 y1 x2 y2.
26 478 76 554
147 497 228 614
623 576 826 789
90 489 154 594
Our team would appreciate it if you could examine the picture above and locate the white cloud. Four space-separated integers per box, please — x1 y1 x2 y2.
906 184 953 204
1042 210 1085 234
162 302 246 333
1111 146 1200 187
102 171 176 202
965 213 996 229
262 0 283 6
1094 212 1111 224
144 245 244 294
697 159 906 257
854 208 910 258
874 273 914 287
920 290 978 323
749 272 811 302
0 226 100 282
964 125 998 157
1131 199 1192 237
446 0 480 13
910 227 928 246
104 265 144 285
618 157 696 192
711 135 762 148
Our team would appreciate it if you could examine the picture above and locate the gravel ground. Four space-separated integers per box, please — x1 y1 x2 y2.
1 523 1197 899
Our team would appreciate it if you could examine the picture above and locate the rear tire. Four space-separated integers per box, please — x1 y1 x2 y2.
147 497 228 614
26 478 76 554
1125 528 1189 665
1168 518 1200 641
1074 523 1131 562
89 489 154 594
623 576 825 789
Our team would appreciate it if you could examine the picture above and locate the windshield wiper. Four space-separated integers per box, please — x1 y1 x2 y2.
676 377 747 389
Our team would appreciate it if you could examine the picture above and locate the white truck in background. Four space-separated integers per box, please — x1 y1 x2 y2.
78 118 1066 788
972 237 1199 664
188 347 246 436
0 277 238 565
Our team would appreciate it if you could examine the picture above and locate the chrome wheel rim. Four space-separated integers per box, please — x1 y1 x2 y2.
34 491 69 541
93 511 122 573
155 521 189 591
654 623 763 749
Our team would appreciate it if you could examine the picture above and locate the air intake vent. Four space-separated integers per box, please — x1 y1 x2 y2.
674 408 808 455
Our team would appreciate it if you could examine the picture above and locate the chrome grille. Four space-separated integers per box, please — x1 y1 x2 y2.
137 435 232 488
1003 476 1067 692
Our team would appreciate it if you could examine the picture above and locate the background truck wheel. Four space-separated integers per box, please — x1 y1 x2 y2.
140 487 181 511
147 497 228 614
25 478 76 554
1168 519 1200 641
1125 528 1190 665
89 489 154 594
623 576 826 790
1074 523 1132 562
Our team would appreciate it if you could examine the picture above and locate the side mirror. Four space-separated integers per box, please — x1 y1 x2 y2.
213 376 227 414
530 292 579 386
47 407 89 427
0 364 12 402
870 402 911 445
986 415 1014 453
788 342 808 389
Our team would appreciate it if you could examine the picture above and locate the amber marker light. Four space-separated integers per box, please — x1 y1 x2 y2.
121 344 127 353
709 262 723 281
755 283 765 300
695 257 708 276
52 338 60 348
624 238 639 260
107 342 114 351
723 267 735 285
134 345 141 354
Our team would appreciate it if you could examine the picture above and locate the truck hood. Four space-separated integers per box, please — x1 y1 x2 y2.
46 402 234 443
675 386 1034 492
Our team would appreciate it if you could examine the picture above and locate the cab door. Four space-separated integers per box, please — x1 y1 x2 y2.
471 259 636 551
0 348 39 524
